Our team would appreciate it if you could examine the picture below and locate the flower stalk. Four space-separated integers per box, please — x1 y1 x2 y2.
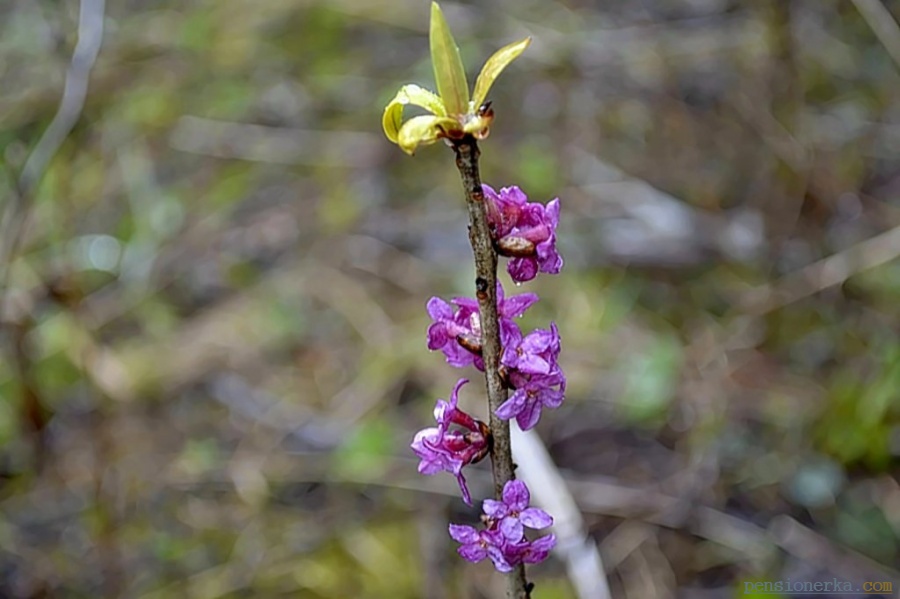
452 135 530 597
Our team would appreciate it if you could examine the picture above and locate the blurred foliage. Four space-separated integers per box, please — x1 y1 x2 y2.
1 0 900 598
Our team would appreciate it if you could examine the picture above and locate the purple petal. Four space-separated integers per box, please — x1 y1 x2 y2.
433 399 452 424
448 524 479 543
457 543 488 563
523 534 556 563
499 516 524 542
502 480 530 509
456 472 473 506
508 257 538 283
451 296 480 312
500 345 521 370
540 387 565 409
427 322 449 350
501 292 539 318
520 507 553 529
482 499 506 518
448 378 468 408
486 545 515 572
501 186 528 206
546 198 560 226
495 392 525 420
499 318 522 349
426 297 453 321
516 400 543 431
516 354 551 374
521 329 552 352
443 344 476 369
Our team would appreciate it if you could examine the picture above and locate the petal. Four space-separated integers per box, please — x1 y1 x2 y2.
520 507 553 529
448 523 479 543
495 391 525 420
426 296 453 321
499 318 522 349
499 516 524 542
458 543 488 563
430 2 469 115
427 322 449 350
397 114 458 155
482 499 506 518
539 387 565 410
502 479 530 508
523 534 556 563
472 37 532 108
500 185 529 206
449 378 469 407
500 292 539 318
456 471 473 505
546 198 560 226
507 257 538 282
516 354 551 375
486 545 515 572
516 400 543 431
450 296 479 312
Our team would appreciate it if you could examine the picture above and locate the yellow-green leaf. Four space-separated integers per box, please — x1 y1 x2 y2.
382 84 446 143
397 114 457 155
472 37 531 109
429 2 469 115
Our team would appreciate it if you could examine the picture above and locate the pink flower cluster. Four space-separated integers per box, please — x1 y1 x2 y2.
449 480 555 571
484 184 562 283
426 283 565 431
411 183 563 572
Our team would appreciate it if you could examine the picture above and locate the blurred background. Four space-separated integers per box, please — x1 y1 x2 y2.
2 0 900 597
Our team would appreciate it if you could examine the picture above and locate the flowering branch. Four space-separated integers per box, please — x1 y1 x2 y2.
382 4 563 598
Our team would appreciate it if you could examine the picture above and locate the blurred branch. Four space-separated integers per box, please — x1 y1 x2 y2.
851 0 900 71
739 223 900 313
770 515 900 585
0 0 105 301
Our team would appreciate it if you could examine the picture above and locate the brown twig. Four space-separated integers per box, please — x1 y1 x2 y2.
451 136 530 599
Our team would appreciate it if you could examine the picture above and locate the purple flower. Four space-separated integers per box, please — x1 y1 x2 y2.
501 322 562 376
496 371 566 431
448 479 556 572
410 379 490 505
426 283 538 369
483 184 563 283
483 480 554 541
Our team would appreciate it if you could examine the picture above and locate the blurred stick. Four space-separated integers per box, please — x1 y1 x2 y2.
0 0 105 475
511 426 612 599
0 0 106 299
851 0 900 70
739 224 900 313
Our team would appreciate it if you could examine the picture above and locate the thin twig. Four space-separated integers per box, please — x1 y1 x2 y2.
0 0 106 305
451 136 530 599
738 223 900 314
851 0 900 71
